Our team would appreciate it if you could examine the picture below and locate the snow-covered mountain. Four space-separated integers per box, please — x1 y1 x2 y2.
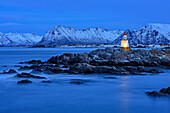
0 33 42 46
39 24 170 45
0 23 170 46
112 24 170 45
38 25 123 45
113 24 170 44
144 24 170 40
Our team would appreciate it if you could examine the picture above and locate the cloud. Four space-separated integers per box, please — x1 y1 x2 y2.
0 23 22 26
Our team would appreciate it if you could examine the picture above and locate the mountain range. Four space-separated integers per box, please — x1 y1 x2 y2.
113 24 170 45
0 23 170 46
0 33 42 46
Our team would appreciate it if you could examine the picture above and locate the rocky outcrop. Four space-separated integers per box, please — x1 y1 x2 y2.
20 60 43 64
3 69 17 74
41 80 51 83
70 79 92 84
104 76 117 79
17 48 170 75
146 87 170 97
17 79 32 84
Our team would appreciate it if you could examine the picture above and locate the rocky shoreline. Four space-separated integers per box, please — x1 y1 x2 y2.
1 48 170 76
17 48 170 75
1 47 170 98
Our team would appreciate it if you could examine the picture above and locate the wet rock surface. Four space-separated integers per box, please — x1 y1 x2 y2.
20 60 43 64
11 48 170 75
146 87 170 97
70 81 84 84
17 79 32 84
0 69 17 74
104 76 117 79
16 72 46 79
41 80 51 83
70 79 92 84
7 69 17 73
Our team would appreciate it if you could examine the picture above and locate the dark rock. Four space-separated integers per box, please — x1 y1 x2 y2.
43 67 63 74
19 66 31 70
24 60 43 64
159 88 167 94
41 80 51 83
69 63 95 74
29 65 41 69
146 91 166 97
17 79 32 84
7 69 17 73
61 65 68 68
69 63 129 75
30 45 46 48
31 67 42 73
2 69 17 74
14 65 22 67
47 56 60 64
70 79 92 84
146 87 170 97
138 67 164 73
104 76 117 79
159 87 170 94
16 73 46 79
167 87 170 94
20 48 170 75
70 81 84 84
19 62 24 64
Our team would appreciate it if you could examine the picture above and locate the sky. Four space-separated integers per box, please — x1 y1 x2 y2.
0 0 169 35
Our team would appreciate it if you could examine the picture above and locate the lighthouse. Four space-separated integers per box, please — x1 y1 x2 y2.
121 32 130 51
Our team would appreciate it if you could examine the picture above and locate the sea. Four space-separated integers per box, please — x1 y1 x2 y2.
0 47 169 113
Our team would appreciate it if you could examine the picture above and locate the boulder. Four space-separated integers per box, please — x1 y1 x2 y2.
104 76 117 79
41 80 51 83
69 79 91 84
4 69 17 74
146 91 166 97
146 87 170 97
17 79 32 84
159 87 170 94
70 81 84 84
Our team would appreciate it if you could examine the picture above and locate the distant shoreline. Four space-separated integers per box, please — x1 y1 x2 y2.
0 44 169 49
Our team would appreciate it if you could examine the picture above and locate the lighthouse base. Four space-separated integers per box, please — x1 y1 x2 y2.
121 47 131 51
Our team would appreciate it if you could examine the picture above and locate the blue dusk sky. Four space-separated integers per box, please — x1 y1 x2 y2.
0 0 169 35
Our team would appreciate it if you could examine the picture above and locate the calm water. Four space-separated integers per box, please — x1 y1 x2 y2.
0 47 169 113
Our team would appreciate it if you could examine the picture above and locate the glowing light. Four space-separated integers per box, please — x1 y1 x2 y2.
121 39 129 48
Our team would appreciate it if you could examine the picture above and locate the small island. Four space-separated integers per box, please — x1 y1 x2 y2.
17 48 170 75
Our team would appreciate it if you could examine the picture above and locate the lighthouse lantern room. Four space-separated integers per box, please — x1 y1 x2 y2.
121 32 131 51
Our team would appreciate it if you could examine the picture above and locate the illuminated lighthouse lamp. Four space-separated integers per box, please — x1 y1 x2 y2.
121 32 131 51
